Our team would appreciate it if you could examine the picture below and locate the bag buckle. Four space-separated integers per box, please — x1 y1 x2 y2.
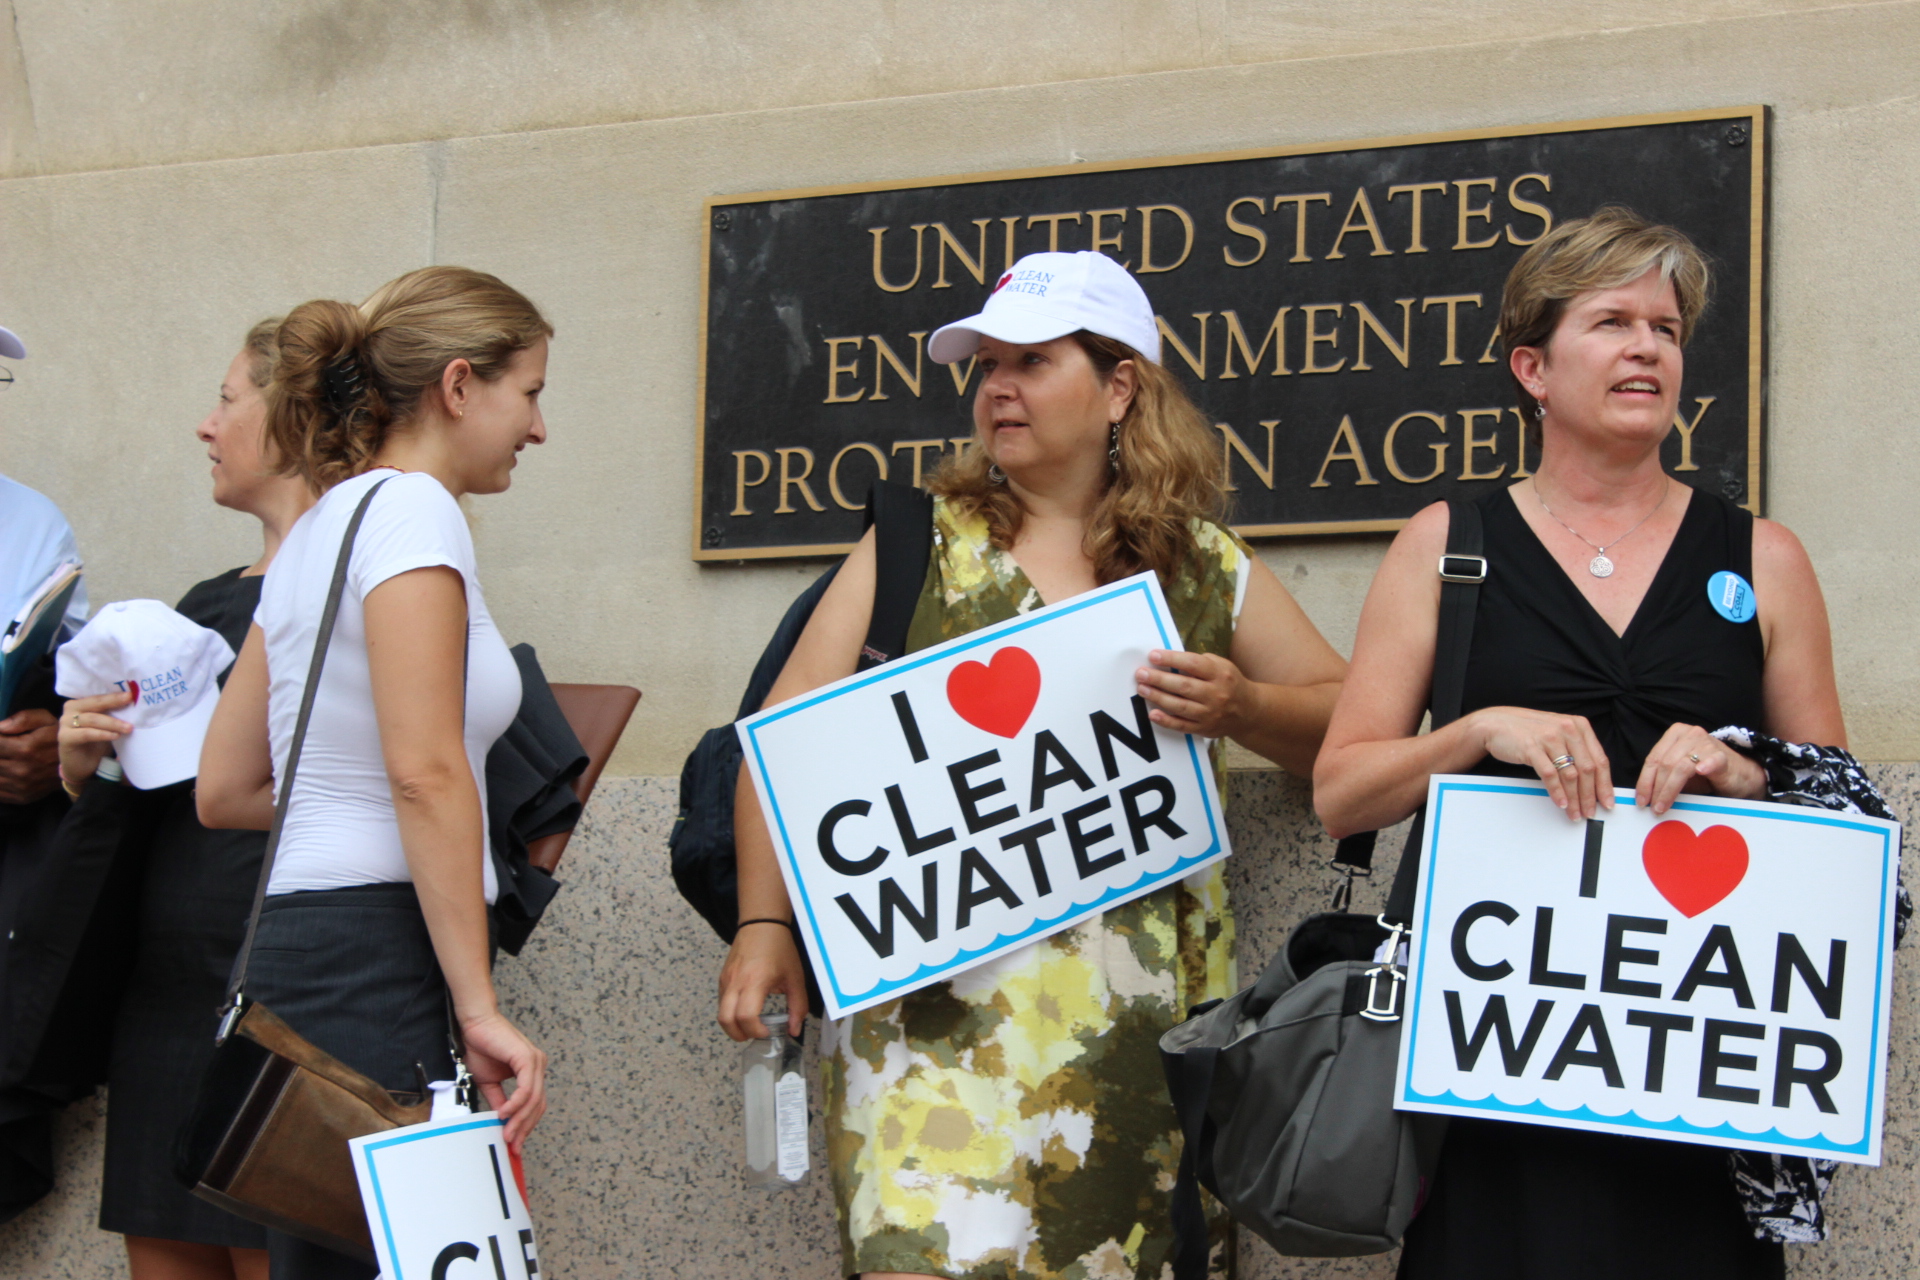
1327 860 1371 912
1359 917 1410 1023
1438 554 1487 584
215 999 243 1046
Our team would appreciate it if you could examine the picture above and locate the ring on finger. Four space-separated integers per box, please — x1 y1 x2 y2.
71 715 81 728
1550 754 1576 771
1688 752 1702 764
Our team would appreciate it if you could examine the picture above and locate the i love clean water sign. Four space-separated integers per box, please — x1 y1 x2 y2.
1394 776 1901 1163
738 571 1228 1019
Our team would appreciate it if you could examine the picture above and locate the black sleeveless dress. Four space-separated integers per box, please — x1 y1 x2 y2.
99 567 269 1247
1396 487 1782 1280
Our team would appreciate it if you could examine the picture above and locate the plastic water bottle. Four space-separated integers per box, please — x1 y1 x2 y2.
742 995 809 1188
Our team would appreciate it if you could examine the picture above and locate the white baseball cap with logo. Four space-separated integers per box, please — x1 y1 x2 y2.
928 251 1162 366
55 599 237 790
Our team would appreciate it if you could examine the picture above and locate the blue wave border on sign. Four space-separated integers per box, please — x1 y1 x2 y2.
1401 778 1895 1159
1401 1087 1872 1156
741 576 1223 1012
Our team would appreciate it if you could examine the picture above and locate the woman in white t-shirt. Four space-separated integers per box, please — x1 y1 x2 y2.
199 266 552 1280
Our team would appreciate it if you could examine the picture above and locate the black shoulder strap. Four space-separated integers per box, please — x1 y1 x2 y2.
218 477 391 1037
857 481 935 671
1336 498 1482 909
1378 497 1486 923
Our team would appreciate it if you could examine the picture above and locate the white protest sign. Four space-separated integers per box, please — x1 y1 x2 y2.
1394 775 1901 1164
738 571 1229 1019
349 1116 541 1280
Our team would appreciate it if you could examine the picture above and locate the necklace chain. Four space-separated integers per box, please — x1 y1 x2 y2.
1531 478 1669 579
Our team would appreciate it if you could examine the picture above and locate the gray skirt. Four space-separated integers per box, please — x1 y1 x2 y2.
248 883 462 1280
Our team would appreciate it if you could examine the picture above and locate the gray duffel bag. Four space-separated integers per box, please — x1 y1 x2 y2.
1158 899 1446 1272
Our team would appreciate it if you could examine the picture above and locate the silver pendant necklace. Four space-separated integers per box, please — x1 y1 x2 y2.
1531 477 1669 578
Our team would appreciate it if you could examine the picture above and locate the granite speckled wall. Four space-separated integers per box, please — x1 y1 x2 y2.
2 768 1911 1278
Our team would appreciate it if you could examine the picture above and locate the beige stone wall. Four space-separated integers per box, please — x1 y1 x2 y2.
2 3 1918 774
1 3 1917 1275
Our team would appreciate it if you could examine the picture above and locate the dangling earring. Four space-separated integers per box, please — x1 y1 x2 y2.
1533 403 1546 420
1108 422 1121 474
987 462 1006 485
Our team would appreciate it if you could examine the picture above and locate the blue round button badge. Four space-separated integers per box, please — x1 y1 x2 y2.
1707 570 1757 623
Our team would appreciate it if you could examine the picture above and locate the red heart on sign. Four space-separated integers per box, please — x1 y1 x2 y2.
946 647 1041 738
1641 820 1749 918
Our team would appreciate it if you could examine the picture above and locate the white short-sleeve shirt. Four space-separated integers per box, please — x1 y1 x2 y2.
256 469 521 900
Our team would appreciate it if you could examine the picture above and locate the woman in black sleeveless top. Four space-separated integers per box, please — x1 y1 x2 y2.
1315 209 1847 1279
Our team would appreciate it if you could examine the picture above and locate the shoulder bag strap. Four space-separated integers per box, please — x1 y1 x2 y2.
1381 497 1485 924
857 481 935 671
218 477 392 1038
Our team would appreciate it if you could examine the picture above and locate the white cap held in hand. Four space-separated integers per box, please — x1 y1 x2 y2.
928 251 1162 366
54 600 236 790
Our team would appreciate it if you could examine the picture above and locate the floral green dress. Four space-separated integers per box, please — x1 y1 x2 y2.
821 496 1251 1279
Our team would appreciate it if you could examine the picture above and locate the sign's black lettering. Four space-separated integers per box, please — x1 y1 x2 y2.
1529 906 1586 990
949 750 1020 834
884 783 955 856
955 847 1023 928
1118 776 1186 854
892 691 929 763
1675 924 1756 1010
1774 1028 1844 1114
1542 1003 1625 1088
1451 900 1518 981
817 798 890 876
433 1243 480 1280
1771 934 1846 1020
835 864 941 957
1063 796 1125 878
1091 696 1159 781
999 818 1058 897
1600 914 1667 998
1698 1018 1766 1103
1029 730 1095 811
1625 1009 1694 1092
1443 991 1555 1075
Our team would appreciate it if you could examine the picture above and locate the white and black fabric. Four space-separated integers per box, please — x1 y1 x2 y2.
1711 725 1909 1244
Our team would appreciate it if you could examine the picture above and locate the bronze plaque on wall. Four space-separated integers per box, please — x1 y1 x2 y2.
695 107 1766 560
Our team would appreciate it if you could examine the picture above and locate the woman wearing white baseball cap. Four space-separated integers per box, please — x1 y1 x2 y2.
718 250 1349 1279
196 267 551 1280
56 318 310 1280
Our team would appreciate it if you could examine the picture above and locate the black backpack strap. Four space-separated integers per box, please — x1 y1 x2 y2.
857 481 935 671
1382 497 1486 925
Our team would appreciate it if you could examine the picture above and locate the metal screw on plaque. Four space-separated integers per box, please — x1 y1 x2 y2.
704 525 724 548
1722 478 1744 500
1725 124 1748 147
712 210 732 231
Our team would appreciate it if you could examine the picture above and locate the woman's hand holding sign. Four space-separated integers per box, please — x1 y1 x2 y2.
1635 722 1766 815
1469 705 1615 820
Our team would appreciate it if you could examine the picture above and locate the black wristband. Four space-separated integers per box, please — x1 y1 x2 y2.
736 917 797 934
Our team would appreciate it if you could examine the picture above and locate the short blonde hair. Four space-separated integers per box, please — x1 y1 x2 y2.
266 266 553 491
929 332 1225 587
1500 207 1712 421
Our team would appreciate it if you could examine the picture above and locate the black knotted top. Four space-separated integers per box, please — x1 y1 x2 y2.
1460 485 1766 782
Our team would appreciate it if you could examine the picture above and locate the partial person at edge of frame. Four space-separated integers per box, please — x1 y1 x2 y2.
197 266 551 1280
58 319 307 1280
718 249 1349 1280
1314 207 1847 1280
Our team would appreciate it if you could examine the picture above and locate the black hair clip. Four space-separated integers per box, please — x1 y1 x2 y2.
321 356 366 415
